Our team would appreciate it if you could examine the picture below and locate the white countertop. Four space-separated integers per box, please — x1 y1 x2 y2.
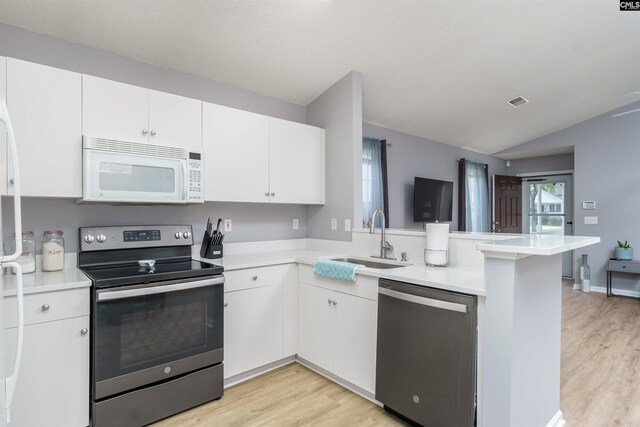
476 234 601 256
195 249 486 296
1 268 91 296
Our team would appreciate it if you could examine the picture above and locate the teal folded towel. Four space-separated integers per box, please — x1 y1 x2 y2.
313 259 363 282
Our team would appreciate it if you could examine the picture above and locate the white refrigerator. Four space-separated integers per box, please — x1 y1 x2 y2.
0 98 25 426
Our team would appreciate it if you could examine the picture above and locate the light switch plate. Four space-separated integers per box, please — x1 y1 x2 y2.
345 219 351 232
582 201 596 210
224 218 232 232
584 216 598 225
292 219 299 230
331 218 338 231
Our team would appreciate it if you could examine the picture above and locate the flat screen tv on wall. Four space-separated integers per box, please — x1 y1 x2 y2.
413 177 454 223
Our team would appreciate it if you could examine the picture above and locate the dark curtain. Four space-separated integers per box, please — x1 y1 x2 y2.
381 140 389 227
458 159 466 231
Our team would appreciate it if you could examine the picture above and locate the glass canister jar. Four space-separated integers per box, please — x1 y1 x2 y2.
42 230 65 272
17 231 36 273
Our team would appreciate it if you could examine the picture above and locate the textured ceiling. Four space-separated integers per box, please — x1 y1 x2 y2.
1 0 638 154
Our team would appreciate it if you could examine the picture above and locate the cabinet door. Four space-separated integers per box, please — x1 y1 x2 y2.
269 118 325 204
148 89 202 151
223 285 284 378
82 74 149 143
202 102 270 202
4 316 90 427
297 283 334 372
7 59 82 197
333 293 378 393
0 56 6 196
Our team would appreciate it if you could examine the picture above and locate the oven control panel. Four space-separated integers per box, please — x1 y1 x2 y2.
79 225 193 251
123 230 161 242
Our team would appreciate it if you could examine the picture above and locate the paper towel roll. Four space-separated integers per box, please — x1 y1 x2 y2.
425 223 449 266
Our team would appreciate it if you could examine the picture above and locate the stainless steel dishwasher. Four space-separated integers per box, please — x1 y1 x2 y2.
376 279 477 426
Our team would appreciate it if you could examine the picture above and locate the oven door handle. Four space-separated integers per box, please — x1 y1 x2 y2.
97 276 224 301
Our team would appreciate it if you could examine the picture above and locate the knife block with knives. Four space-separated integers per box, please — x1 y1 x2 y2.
200 217 225 259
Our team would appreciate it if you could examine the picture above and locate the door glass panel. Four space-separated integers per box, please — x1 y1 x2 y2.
99 162 175 193
528 182 565 234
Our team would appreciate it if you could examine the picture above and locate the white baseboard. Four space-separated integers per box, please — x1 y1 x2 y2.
589 285 640 298
546 410 565 427
296 357 379 405
223 356 296 388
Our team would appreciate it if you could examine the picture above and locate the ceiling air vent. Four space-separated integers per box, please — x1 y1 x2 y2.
508 96 529 108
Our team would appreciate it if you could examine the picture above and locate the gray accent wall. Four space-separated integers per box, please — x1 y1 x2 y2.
306 71 363 241
498 100 640 294
363 122 507 230
0 23 306 123
0 23 311 248
1 198 307 254
506 153 574 176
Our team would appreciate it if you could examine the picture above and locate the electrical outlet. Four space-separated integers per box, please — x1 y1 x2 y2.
345 219 351 232
584 216 598 225
292 218 299 230
331 218 338 231
224 218 232 232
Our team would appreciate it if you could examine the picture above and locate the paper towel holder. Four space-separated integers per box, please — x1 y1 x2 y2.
425 249 449 267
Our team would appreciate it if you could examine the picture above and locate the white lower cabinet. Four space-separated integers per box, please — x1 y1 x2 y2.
223 264 296 379
224 285 284 378
297 281 378 393
3 288 90 427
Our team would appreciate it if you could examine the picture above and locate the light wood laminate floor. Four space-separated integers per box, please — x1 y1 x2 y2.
155 281 640 426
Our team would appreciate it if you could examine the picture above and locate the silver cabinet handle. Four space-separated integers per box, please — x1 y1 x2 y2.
150 130 157 136
224 302 228 308
270 192 275 196
332 300 337 306
142 129 148 135
9 178 14 184
41 304 50 311
328 299 332 305
252 275 258 281
81 328 88 335
265 192 270 196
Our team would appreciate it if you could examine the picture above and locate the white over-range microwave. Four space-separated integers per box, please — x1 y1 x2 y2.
81 136 204 204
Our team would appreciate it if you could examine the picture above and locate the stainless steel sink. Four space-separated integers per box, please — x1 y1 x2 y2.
330 257 406 270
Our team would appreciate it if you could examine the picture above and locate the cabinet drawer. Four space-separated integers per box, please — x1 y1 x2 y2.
608 260 640 274
224 264 294 293
4 287 90 329
298 264 378 301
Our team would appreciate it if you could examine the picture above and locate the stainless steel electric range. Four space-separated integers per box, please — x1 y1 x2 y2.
78 225 224 427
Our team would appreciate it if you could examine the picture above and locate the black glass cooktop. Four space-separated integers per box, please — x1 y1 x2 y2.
82 259 224 288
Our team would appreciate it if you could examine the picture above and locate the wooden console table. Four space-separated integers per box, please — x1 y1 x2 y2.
606 259 640 298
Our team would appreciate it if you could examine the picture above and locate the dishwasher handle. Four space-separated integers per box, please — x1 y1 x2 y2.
379 287 468 313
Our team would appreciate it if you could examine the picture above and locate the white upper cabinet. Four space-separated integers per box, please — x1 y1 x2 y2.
0 56 6 196
203 102 270 203
83 75 202 151
148 89 202 151
269 118 325 204
82 74 149 143
202 103 325 205
7 58 82 197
